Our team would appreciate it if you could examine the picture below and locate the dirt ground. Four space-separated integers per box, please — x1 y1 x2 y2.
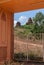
14 38 43 57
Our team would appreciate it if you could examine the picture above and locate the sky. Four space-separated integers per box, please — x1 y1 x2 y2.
14 8 44 26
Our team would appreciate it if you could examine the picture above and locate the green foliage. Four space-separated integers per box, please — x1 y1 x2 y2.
33 12 44 23
13 53 43 61
29 52 37 60
13 53 25 61
33 12 44 33
32 12 44 39
21 24 34 30
28 52 43 61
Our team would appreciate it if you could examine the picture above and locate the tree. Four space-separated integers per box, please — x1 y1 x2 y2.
33 12 44 39
16 21 21 27
40 20 44 33
33 12 44 25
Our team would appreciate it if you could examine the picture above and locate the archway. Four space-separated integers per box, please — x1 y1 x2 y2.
0 0 44 62
14 9 44 61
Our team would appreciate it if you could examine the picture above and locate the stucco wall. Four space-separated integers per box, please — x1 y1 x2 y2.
0 9 14 61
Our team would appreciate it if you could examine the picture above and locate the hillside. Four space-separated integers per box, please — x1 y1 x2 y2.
14 26 43 57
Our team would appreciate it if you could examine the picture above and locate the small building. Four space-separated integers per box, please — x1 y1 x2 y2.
0 0 44 62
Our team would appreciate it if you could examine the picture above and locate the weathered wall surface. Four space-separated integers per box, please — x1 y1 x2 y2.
0 9 14 61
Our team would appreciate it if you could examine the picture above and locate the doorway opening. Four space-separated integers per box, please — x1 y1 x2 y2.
14 8 44 62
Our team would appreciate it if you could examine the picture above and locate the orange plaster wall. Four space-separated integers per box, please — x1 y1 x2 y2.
0 0 44 13
0 9 14 61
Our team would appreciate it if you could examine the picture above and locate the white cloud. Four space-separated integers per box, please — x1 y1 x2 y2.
14 20 17 26
18 16 27 21
14 16 27 26
18 16 27 25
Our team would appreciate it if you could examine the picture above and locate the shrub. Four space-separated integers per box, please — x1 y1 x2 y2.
28 53 37 60
13 53 43 62
13 53 25 61
28 52 43 61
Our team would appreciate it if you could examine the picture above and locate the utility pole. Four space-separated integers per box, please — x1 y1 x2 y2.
26 34 29 61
